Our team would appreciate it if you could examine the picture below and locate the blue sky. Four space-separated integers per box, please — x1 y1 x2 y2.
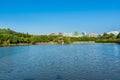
0 0 120 34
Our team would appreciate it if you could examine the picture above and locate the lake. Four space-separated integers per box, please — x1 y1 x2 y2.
0 44 120 80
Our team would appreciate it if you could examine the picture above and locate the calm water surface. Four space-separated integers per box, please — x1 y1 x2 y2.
0 44 120 80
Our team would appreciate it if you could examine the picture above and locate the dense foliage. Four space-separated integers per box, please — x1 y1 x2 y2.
0 28 58 46
0 28 120 46
96 33 120 43
71 36 98 42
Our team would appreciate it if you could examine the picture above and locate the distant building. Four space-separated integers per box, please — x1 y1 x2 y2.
82 32 87 36
87 33 99 37
106 31 120 35
63 33 73 37
73 32 80 37
58 32 63 36
50 33 56 36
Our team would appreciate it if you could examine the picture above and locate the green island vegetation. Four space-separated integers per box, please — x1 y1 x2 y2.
0 28 120 46
95 33 120 43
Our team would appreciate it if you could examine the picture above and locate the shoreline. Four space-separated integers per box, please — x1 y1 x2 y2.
0 41 120 47
0 42 57 47
73 41 95 44
0 43 32 47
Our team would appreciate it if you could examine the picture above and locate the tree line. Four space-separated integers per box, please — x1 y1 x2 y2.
0 28 120 46
0 28 58 46
95 33 120 43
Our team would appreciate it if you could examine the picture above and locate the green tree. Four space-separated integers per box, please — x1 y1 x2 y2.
101 33 109 39
63 37 72 44
108 33 116 39
117 32 120 38
7 40 10 44
0 40 2 44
